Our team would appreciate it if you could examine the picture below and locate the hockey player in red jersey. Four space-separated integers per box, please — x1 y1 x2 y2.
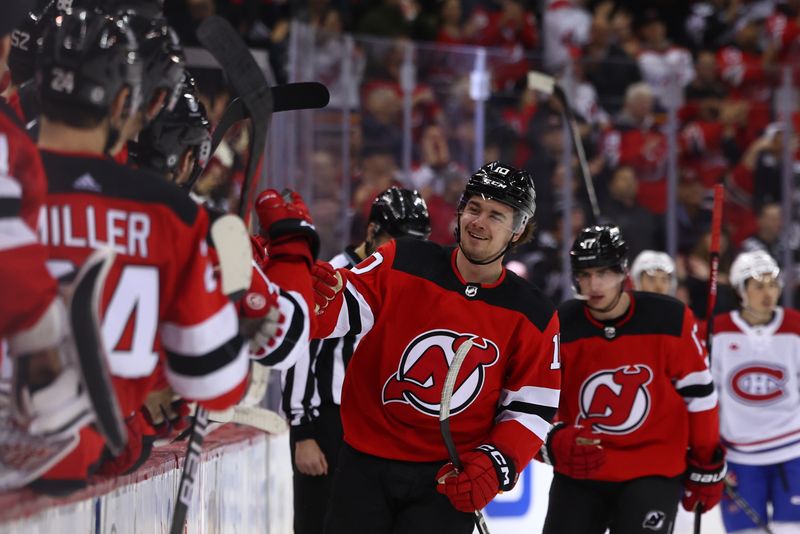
0 0 127 491
712 250 800 533
313 162 561 533
541 224 725 534
284 186 431 534
29 10 251 492
0 0 53 341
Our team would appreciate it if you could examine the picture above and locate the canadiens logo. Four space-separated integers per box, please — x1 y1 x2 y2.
729 364 786 404
382 330 499 417
577 365 653 434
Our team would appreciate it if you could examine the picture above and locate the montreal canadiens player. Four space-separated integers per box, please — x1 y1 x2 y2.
711 250 800 533
312 162 561 533
630 249 677 296
541 224 725 534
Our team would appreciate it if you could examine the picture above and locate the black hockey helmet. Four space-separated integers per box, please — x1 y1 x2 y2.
369 187 431 240
114 12 184 112
36 10 143 117
459 161 536 228
7 3 45 86
570 224 629 273
130 72 211 175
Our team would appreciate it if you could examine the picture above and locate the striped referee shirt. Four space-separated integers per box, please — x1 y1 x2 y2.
281 246 362 440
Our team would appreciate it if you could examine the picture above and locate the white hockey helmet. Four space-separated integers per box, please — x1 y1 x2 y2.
729 250 781 295
630 250 676 290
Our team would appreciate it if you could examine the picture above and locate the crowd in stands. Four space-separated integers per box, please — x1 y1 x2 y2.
164 0 800 318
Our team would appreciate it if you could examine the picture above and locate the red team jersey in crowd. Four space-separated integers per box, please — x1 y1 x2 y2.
557 292 720 481
38 149 249 414
0 101 56 338
316 238 561 471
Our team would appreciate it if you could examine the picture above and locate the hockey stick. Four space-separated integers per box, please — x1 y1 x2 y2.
183 82 330 192
168 18 273 532
169 405 210 534
694 184 724 534
208 405 288 434
439 338 491 534
527 71 601 222
724 484 774 534
69 248 127 455
196 15 273 220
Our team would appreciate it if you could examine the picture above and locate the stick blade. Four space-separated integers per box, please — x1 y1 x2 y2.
528 71 556 95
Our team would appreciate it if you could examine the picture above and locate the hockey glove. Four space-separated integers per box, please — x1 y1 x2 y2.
142 387 192 439
238 273 284 356
255 188 319 266
682 446 726 513
311 260 344 315
435 444 517 512
542 423 606 479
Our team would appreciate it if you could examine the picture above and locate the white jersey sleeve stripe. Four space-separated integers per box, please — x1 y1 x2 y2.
495 410 551 443
325 282 375 340
0 219 37 251
165 342 250 400
686 390 718 413
499 385 560 408
0 174 21 199
160 302 239 356
675 369 714 390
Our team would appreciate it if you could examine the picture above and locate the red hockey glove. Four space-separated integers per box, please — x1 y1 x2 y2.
311 260 343 315
255 189 319 266
238 272 284 355
250 234 269 269
682 446 726 513
435 444 517 513
542 423 606 479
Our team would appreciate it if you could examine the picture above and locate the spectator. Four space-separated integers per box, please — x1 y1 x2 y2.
470 0 539 91
738 202 800 275
357 0 436 40
542 0 591 75
600 165 662 259
717 14 777 140
409 123 465 195
436 0 474 45
677 173 712 254
505 205 587 305
582 13 642 115
635 8 695 110
685 0 742 51
679 229 737 320
600 82 668 214
752 122 800 211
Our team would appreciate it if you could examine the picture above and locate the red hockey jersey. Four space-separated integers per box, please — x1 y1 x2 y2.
316 239 561 471
557 292 720 481
0 101 56 338
38 149 248 414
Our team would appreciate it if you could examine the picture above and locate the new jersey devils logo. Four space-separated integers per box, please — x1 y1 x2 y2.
577 365 653 434
382 330 499 417
729 364 786 404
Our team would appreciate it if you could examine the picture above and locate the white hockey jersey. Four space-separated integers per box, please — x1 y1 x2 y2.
711 307 800 465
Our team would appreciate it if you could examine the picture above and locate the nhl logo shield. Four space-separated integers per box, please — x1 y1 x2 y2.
604 326 616 339
465 285 478 298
